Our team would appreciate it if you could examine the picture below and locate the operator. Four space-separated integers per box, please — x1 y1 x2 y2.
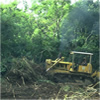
81 57 87 66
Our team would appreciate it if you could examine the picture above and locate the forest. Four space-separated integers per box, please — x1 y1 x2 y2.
1 0 99 99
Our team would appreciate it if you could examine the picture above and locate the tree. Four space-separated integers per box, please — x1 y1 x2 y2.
60 0 99 69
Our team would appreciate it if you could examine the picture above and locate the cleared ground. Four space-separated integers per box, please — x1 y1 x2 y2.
1 76 99 99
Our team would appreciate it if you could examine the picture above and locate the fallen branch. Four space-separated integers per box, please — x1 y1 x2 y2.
21 76 26 86
55 88 62 100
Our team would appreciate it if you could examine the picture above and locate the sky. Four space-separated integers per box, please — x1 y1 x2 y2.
0 0 32 9
0 0 98 10
0 0 79 6
0 0 77 4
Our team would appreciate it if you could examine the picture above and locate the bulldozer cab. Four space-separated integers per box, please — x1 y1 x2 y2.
70 51 93 74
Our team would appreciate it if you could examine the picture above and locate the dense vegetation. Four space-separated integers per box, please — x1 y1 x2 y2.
1 0 99 74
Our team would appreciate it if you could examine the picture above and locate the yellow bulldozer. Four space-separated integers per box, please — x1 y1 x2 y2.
46 51 99 86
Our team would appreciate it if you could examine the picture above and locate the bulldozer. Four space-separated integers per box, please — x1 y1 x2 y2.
46 51 99 86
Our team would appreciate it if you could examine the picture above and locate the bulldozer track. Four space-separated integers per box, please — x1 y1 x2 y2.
50 73 94 86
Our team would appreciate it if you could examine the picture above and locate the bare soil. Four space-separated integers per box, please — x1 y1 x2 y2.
1 78 99 100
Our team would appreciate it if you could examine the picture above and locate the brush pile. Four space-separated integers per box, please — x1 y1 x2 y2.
4 57 45 84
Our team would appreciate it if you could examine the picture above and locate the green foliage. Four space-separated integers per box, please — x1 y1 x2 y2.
1 0 99 74
60 0 99 69
61 85 70 92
